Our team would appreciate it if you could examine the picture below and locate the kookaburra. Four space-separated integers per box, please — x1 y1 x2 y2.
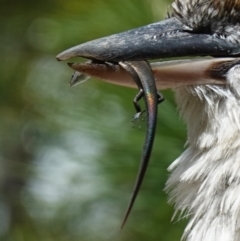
57 0 240 240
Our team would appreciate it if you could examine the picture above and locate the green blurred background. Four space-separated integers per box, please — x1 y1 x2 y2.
0 0 188 240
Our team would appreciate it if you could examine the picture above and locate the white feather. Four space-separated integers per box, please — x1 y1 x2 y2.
166 65 240 241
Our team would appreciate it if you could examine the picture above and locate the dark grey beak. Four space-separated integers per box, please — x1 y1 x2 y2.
56 17 240 62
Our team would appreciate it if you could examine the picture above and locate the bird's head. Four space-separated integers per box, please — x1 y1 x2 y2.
56 0 240 89
57 0 240 81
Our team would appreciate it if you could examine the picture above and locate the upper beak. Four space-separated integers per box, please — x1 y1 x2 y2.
56 17 240 62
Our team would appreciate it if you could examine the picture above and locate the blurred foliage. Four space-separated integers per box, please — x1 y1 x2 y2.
0 0 188 241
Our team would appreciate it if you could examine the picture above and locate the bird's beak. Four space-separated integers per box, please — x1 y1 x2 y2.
57 17 240 63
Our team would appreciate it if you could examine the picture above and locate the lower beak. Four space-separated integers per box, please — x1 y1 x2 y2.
68 58 238 89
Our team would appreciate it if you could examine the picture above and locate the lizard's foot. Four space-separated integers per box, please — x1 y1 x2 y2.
132 110 146 128
157 91 164 104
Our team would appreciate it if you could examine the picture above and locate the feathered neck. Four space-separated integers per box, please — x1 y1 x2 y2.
166 65 240 241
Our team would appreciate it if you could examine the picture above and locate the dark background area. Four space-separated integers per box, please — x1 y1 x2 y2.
0 0 188 240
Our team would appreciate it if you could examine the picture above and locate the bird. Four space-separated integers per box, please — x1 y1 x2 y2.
57 0 240 240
